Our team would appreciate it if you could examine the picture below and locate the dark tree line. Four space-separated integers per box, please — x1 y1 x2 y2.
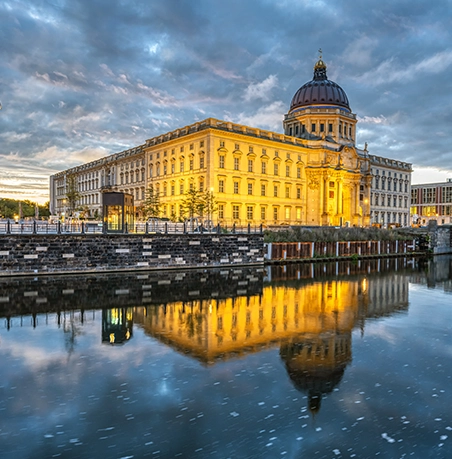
0 198 50 219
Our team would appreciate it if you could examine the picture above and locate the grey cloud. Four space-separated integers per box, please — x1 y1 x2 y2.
1 0 452 203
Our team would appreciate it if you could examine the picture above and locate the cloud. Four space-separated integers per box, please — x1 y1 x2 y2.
243 75 278 102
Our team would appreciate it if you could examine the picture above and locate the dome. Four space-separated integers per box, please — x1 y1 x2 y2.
289 57 350 112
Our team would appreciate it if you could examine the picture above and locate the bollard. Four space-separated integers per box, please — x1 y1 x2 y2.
81 221 85 234
125 222 128 234
232 223 236 234
33 220 37 234
6 220 10 234
145 222 149 234
57 221 61 234
248 223 251 234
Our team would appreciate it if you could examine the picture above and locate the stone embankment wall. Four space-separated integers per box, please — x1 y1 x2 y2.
428 225 452 254
0 234 264 277
266 240 417 261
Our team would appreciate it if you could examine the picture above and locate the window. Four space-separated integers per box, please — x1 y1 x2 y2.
180 183 184 194
219 180 224 193
189 158 194 170
274 164 279 176
180 161 184 172
200 141 204 148
163 165 167 175
393 196 397 207
235 143 240 150
274 185 278 197
247 206 253 220
189 143 193 150
234 157 240 171
295 125 299 135
261 162 267 174
233 205 239 219
273 207 278 221
297 167 301 179
220 141 225 147
296 207 302 220
171 184 175 196
286 165 290 177
180 146 184 152
320 123 324 132
234 181 239 194
297 188 301 199
218 204 224 219
171 163 175 174
261 184 266 196
311 123 316 132
248 183 253 195
285 187 290 198
249 146 253 153
329 123 333 133
200 156 205 169
219 155 225 168
285 207 290 219
248 160 253 172
261 207 266 220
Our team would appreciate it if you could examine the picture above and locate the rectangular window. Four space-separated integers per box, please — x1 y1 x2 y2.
274 164 279 176
320 123 325 132
219 155 225 168
285 187 290 198
200 141 204 148
180 183 184 194
180 161 184 172
261 184 266 196
219 180 224 193
273 207 278 221
200 156 205 169
233 205 239 220
274 185 278 197
297 188 301 199
249 146 253 153
235 143 240 150
261 207 266 220
218 204 224 219
286 165 290 177
247 206 253 220
261 162 267 174
329 123 333 132
234 181 239 194
220 141 225 147
234 157 240 171
248 183 253 195
189 143 194 150
297 167 301 179
248 160 253 172
285 208 290 219
189 159 194 170
296 207 301 220
171 185 175 196
171 163 175 174
311 123 316 132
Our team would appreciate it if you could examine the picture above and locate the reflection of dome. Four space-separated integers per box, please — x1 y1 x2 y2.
289 58 350 113
280 334 351 415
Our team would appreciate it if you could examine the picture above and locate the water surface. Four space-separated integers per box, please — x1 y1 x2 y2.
0 257 451 458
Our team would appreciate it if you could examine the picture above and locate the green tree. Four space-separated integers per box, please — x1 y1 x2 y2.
181 187 203 220
65 175 80 217
202 189 218 226
142 184 161 219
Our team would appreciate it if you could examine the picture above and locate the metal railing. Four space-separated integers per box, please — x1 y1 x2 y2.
0 220 264 235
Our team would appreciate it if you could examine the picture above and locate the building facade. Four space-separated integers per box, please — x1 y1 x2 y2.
50 56 411 227
369 155 412 227
411 179 452 226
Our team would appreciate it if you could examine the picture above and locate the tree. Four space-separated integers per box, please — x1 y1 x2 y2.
181 187 203 221
142 184 161 219
65 175 80 217
203 189 218 226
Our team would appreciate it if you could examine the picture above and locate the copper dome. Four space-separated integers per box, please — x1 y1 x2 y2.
289 58 350 112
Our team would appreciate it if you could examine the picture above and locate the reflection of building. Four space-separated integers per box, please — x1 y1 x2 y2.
411 179 452 226
102 308 133 345
280 332 351 414
50 54 411 226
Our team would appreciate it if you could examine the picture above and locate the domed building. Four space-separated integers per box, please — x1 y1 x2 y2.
50 54 411 228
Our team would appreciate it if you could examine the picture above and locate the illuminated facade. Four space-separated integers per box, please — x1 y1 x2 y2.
50 56 410 227
411 179 452 226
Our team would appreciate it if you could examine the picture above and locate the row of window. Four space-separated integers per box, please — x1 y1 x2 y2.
374 177 409 192
371 211 409 225
372 169 409 180
150 141 205 160
412 187 452 204
371 193 408 208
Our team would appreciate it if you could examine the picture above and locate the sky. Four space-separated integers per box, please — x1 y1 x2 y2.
1 0 452 204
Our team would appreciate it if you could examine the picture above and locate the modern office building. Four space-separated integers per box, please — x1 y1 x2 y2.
411 179 452 226
50 55 411 227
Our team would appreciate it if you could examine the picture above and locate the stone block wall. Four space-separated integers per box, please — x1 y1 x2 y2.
428 225 452 254
0 234 264 276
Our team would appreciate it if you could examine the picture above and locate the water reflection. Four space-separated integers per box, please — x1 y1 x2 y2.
1 257 451 458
